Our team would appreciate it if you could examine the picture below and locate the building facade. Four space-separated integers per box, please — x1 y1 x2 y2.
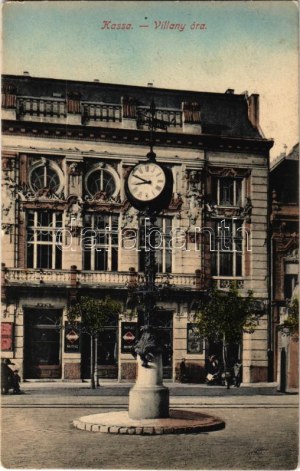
1 74 273 383
270 144 299 389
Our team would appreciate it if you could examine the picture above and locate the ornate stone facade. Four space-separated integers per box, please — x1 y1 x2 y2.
1 74 273 383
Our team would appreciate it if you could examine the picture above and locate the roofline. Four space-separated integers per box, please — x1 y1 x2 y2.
1 73 251 100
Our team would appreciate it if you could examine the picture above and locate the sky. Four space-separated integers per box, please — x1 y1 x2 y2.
2 0 299 160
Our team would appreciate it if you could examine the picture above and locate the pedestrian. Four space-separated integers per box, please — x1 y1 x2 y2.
1 359 15 394
233 359 242 387
12 370 22 394
179 358 188 383
206 354 221 384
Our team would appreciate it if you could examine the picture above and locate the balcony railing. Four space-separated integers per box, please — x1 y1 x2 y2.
81 102 122 124
137 106 182 128
212 277 244 290
16 96 67 118
3 268 200 290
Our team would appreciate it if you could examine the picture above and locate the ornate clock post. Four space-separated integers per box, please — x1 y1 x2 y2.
124 101 173 419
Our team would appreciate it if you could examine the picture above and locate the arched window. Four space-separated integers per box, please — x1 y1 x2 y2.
30 165 61 194
86 168 116 198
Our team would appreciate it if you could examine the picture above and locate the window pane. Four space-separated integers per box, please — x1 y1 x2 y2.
27 212 35 226
38 211 52 227
220 252 233 276
37 245 52 269
211 178 218 205
111 248 118 271
211 252 217 276
27 244 34 268
46 168 60 193
220 178 234 206
87 170 116 197
236 253 242 276
55 246 62 269
83 250 91 270
95 248 108 271
236 179 242 206
30 167 45 192
55 212 62 227
156 250 163 273
37 230 52 242
165 250 172 273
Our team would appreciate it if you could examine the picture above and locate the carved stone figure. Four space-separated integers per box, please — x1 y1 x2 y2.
121 206 138 229
132 325 162 367
66 197 83 228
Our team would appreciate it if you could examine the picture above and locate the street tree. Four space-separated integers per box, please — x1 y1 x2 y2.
278 297 299 339
67 296 122 389
193 284 259 371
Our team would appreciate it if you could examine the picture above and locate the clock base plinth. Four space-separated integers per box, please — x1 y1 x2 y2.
128 354 169 419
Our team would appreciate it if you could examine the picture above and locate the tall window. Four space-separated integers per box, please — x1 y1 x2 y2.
211 219 243 277
139 217 172 273
212 177 242 206
26 211 62 269
83 214 119 271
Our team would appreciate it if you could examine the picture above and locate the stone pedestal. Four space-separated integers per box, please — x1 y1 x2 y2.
128 354 169 419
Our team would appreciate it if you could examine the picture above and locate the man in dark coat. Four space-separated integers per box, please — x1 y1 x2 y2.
1 359 15 394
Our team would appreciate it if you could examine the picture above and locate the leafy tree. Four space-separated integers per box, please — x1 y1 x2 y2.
67 296 122 389
278 298 299 339
194 284 259 370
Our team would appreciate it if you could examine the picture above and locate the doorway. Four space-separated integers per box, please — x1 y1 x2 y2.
81 326 118 380
24 309 62 379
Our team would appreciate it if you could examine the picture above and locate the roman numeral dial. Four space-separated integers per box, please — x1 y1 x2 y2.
127 162 167 202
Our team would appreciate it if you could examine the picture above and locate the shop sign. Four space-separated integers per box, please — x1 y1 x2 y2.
187 323 203 354
121 322 137 353
1 322 13 351
65 322 80 353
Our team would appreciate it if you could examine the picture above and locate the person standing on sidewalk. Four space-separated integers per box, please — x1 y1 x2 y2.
12 370 22 394
1 359 14 394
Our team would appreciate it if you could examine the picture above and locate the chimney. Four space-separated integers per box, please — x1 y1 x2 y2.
248 93 259 128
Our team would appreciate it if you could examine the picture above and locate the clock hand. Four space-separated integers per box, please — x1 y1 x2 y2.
134 181 152 185
132 174 150 183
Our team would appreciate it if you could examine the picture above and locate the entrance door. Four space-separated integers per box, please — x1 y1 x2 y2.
81 327 118 380
24 309 62 379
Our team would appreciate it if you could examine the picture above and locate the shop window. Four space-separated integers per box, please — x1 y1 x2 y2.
26 211 62 269
139 217 172 273
212 177 242 207
83 213 119 271
211 219 243 277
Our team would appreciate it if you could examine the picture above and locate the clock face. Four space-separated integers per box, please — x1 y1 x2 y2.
127 163 166 202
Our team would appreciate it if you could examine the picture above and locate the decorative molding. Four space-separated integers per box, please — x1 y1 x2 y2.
208 167 251 178
205 197 252 222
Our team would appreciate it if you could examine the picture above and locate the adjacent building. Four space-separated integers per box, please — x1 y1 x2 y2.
1 73 274 383
270 143 299 389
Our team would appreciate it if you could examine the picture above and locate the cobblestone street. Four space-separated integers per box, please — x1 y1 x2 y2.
1 384 298 470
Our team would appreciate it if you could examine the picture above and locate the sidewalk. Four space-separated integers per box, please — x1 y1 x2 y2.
17 379 292 396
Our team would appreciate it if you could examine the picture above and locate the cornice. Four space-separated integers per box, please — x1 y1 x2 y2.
2 119 274 155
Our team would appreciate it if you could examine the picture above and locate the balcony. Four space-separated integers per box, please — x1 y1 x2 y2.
81 102 122 125
16 96 67 119
2 267 201 291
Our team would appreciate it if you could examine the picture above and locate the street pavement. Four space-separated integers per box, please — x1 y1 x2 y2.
1 381 299 470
